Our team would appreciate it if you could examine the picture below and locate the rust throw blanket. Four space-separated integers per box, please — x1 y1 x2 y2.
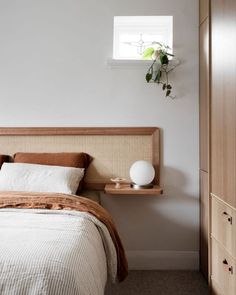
0 191 128 282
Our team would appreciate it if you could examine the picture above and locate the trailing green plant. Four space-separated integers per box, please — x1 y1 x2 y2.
143 42 177 99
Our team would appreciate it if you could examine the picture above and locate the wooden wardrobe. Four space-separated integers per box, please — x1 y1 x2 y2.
199 0 210 281
199 0 236 294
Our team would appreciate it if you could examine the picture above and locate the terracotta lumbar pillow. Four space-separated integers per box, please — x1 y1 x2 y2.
13 152 92 192
14 152 91 168
0 155 10 168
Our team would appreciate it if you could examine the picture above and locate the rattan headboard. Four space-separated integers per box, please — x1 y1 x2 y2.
0 127 160 190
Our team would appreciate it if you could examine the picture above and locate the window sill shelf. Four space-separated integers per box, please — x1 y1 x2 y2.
107 59 153 69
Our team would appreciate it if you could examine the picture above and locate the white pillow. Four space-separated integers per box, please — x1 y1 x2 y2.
0 163 84 194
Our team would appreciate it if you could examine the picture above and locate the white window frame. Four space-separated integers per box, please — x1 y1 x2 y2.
113 16 173 60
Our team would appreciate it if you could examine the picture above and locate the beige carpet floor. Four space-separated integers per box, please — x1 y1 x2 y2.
105 271 209 295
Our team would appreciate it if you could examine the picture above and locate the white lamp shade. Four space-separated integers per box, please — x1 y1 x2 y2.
129 160 155 186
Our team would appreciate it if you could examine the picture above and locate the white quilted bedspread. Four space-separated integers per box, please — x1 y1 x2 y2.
0 209 117 295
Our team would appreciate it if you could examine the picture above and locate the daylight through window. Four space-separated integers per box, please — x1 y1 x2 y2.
113 16 173 60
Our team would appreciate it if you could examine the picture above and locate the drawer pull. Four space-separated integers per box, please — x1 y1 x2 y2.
223 258 228 265
222 211 233 224
222 259 233 274
228 266 233 274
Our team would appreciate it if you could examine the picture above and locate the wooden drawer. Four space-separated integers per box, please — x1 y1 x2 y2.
211 278 224 295
212 239 236 295
212 196 236 259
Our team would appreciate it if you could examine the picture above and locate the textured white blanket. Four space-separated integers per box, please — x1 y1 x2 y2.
0 209 117 295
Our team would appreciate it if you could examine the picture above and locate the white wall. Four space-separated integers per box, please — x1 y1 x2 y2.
0 0 199 269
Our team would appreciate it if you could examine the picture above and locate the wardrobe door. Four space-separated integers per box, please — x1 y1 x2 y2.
200 0 209 24
200 18 209 172
211 0 236 208
199 0 210 280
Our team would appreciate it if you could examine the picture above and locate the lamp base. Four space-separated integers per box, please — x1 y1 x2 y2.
130 183 154 189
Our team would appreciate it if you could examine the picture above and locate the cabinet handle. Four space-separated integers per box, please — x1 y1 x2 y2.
223 258 228 265
222 259 233 274
222 211 233 224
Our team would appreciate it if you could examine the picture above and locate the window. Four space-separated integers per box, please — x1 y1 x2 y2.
113 16 173 60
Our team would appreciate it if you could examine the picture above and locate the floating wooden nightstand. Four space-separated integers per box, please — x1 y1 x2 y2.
104 184 163 195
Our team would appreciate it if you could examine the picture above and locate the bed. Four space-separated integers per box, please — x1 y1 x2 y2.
0 127 160 295
0 208 109 295
0 191 126 295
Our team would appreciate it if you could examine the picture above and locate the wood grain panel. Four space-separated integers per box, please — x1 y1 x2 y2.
200 170 209 279
104 184 163 195
200 18 210 172
211 0 236 208
211 278 224 295
200 0 209 24
211 195 236 259
152 128 160 185
211 238 236 295
0 127 157 136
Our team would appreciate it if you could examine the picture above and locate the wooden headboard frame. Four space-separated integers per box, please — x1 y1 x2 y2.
0 127 160 190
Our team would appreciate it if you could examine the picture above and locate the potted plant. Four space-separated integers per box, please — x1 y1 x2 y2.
143 42 179 99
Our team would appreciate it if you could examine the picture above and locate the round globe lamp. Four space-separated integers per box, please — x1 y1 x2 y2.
129 160 155 189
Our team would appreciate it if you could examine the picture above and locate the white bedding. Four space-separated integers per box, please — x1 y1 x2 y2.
0 208 117 295
0 163 84 194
